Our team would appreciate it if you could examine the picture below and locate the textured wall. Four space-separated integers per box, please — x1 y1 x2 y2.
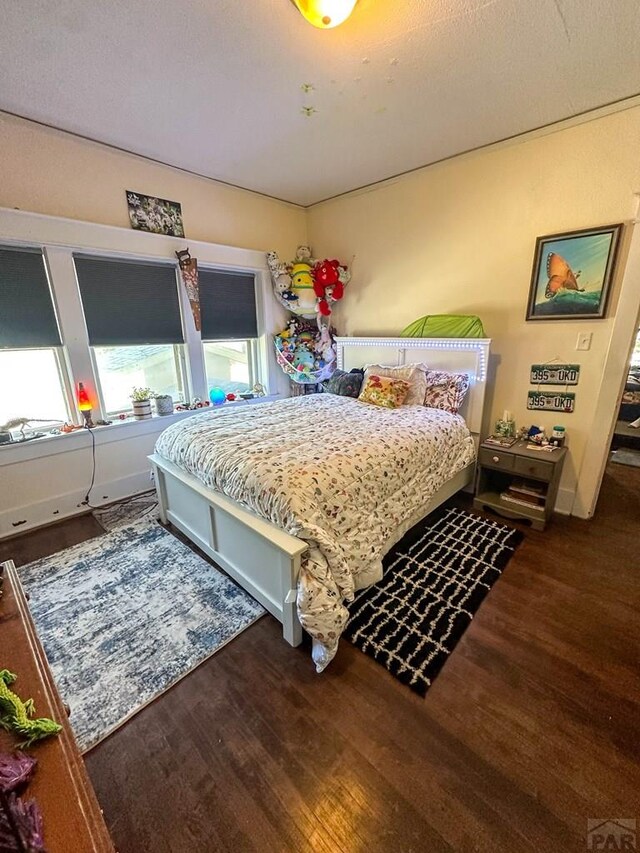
307 107 640 515
0 113 306 257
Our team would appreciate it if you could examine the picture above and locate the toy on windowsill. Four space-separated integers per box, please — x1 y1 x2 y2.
176 398 212 411
0 419 55 442
0 670 62 748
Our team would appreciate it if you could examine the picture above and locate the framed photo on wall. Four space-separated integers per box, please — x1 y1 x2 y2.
126 191 185 237
526 223 623 321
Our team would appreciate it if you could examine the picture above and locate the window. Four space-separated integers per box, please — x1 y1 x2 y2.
0 247 71 432
0 349 71 428
199 269 259 395
631 327 640 368
93 345 185 414
74 255 186 414
203 340 253 394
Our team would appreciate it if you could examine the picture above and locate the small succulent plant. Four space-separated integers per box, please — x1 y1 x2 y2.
130 387 154 402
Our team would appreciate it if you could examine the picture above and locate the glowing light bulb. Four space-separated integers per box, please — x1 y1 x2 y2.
292 0 358 28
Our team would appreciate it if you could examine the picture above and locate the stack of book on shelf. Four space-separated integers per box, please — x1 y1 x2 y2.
484 435 517 447
500 479 546 510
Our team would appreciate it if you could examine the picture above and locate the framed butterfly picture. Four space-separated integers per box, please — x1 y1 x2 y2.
526 224 623 320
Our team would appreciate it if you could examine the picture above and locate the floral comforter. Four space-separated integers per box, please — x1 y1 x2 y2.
155 395 475 670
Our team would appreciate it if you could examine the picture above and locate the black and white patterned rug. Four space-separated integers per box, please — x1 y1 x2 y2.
344 506 524 695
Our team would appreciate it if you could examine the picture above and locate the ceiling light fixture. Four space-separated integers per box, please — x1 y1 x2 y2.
291 0 358 29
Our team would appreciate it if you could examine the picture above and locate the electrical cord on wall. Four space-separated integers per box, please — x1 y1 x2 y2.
82 424 158 517
82 423 98 508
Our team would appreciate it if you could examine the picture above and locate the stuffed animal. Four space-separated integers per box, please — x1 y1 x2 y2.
267 251 296 302
268 246 348 382
289 260 318 317
294 244 317 266
293 348 315 373
315 322 336 364
0 670 62 747
279 317 298 340
312 259 349 316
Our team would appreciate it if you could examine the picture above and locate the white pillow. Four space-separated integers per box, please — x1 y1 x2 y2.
362 363 428 406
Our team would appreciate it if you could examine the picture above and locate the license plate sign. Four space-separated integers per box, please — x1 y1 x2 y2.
530 364 580 385
527 391 575 412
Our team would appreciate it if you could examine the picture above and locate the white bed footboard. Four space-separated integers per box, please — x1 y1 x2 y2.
149 453 308 647
149 337 489 655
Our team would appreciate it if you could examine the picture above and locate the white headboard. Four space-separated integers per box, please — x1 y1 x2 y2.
335 336 491 439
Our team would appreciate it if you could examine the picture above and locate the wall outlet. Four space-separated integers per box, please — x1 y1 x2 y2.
576 332 592 351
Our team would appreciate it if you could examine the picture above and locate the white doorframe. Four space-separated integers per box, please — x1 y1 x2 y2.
572 196 640 518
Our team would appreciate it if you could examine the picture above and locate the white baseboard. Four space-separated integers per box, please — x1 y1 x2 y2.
554 486 575 516
0 471 152 540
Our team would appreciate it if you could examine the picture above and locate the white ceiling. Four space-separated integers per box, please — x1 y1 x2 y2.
1 0 639 206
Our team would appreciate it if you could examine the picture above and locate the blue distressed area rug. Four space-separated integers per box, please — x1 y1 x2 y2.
19 519 264 752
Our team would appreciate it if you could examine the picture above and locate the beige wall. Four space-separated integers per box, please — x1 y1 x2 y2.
307 107 640 515
0 113 306 257
2 108 639 518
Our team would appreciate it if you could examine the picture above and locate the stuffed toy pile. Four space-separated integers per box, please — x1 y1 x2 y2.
267 245 351 384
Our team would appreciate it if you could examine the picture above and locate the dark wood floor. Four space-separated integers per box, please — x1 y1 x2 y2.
2 465 639 852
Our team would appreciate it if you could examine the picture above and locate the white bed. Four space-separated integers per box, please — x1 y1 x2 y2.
149 336 491 669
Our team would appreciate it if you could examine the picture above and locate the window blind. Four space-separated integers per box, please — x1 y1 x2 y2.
74 255 184 347
0 247 62 349
199 269 258 341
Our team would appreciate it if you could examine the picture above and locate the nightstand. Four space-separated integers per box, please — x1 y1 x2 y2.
473 439 568 530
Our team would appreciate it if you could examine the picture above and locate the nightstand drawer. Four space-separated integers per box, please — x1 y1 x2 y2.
514 456 554 481
478 448 514 471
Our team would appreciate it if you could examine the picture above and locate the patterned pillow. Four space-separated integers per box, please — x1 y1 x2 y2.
423 370 470 414
324 368 364 398
362 363 428 406
358 374 410 409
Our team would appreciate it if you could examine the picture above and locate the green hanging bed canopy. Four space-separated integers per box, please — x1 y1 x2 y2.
400 314 486 339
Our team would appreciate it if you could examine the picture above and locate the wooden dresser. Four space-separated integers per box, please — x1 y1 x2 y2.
0 560 114 853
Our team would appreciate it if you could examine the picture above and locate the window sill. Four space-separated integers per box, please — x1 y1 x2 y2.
0 394 280 465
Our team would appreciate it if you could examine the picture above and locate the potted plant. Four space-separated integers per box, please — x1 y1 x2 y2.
154 393 174 416
130 387 153 420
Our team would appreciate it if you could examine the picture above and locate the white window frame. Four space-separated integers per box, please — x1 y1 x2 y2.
0 207 287 454
202 337 259 393
0 345 75 436
0 241 77 434
89 343 190 418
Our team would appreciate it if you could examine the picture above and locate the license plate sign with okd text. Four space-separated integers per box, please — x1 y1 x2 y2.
527 391 575 413
530 364 580 385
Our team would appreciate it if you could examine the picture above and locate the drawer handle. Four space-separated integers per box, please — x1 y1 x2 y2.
492 455 500 463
